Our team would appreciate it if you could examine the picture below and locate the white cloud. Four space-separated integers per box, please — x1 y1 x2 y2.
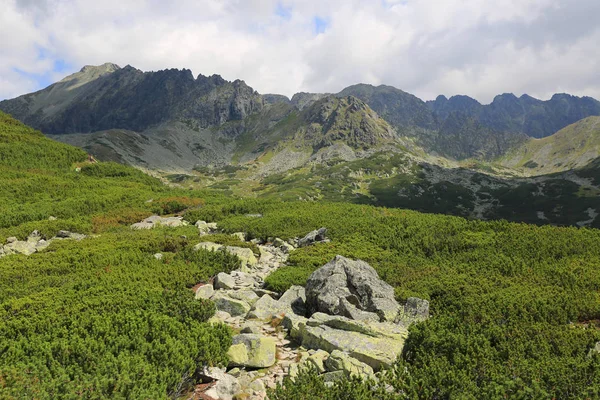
1 0 600 103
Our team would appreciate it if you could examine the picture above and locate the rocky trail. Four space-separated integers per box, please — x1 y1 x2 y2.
0 215 429 400
180 222 430 400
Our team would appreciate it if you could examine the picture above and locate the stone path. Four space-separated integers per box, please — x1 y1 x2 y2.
184 224 430 400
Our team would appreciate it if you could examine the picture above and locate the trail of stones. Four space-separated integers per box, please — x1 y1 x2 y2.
184 224 429 400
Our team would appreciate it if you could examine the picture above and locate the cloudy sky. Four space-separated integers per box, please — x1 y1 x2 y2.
2 0 599 103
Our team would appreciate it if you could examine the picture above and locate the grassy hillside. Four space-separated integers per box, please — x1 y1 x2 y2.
499 116 600 175
2 111 600 398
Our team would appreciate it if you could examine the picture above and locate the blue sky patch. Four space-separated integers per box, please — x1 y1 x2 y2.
313 16 330 34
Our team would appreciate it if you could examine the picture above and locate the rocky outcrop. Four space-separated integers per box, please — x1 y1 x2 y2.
298 227 328 247
305 255 401 322
227 334 277 368
130 215 188 229
1 230 86 258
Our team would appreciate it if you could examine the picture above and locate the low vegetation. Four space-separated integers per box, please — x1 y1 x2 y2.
2 111 600 398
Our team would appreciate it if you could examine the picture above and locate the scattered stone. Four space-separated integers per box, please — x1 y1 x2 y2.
240 322 263 334
153 253 163 260
278 285 306 315
225 246 258 270
321 370 345 384
215 272 236 290
232 232 247 241
229 290 260 306
305 255 401 322
227 334 277 368
245 214 263 218
306 349 329 373
325 350 374 378
248 295 282 320
6 237 17 244
195 284 215 300
298 227 328 247
195 220 211 235
212 292 251 317
130 215 186 229
194 241 224 252
27 230 42 242
48 216 57 221
201 367 241 400
298 323 406 371
397 297 430 324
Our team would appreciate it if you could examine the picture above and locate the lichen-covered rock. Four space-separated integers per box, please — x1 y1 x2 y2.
325 350 374 378
278 285 306 315
214 272 236 290
298 227 328 247
225 246 258 269
228 289 260 306
397 297 430 324
195 284 214 299
305 255 400 322
306 349 329 373
298 323 407 371
212 292 251 316
195 220 211 235
227 334 277 368
201 367 241 400
231 232 246 241
193 241 224 252
248 295 282 320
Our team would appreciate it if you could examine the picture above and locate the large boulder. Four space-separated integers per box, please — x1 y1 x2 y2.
211 292 251 317
298 227 328 247
227 334 277 368
325 350 374 378
298 323 406 371
305 255 401 322
247 294 282 320
225 246 258 270
214 272 236 290
397 297 430 325
200 367 241 400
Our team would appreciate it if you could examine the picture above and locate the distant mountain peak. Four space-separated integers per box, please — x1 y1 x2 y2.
80 62 121 73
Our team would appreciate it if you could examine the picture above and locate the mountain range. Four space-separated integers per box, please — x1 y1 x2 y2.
2 63 600 227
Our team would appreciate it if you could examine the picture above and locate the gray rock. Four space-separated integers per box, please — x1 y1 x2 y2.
227 334 277 368
397 297 430 323
35 240 50 251
248 295 283 320
153 253 163 260
306 349 329 373
282 313 308 340
6 237 17 244
228 289 260 306
225 246 258 270
130 221 153 230
231 232 246 241
195 284 214 300
240 322 262 334
214 272 236 290
201 367 241 400
48 216 57 221
298 227 328 247
27 230 42 243
194 241 224 252
212 292 251 317
325 350 374 378
195 220 210 235
4 240 37 256
278 285 307 316
298 323 406 371
305 255 401 322
322 370 345 385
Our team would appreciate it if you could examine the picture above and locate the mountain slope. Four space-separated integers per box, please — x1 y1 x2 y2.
428 92 600 139
499 116 600 175
0 64 264 134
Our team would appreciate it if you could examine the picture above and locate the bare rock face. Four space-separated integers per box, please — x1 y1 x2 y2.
305 255 400 322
